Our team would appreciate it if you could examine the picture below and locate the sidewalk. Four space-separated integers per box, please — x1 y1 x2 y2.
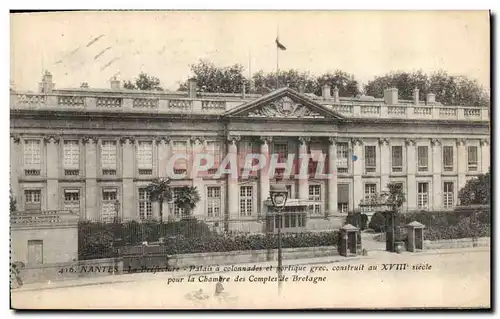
13 246 489 292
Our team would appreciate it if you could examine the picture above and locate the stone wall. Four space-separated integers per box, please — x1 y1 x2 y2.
11 226 78 264
168 246 337 269
424 237 490 250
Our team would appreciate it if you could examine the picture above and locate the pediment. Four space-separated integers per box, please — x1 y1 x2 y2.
223 87 344 120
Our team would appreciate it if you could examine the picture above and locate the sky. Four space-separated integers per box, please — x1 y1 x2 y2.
10 11 490 92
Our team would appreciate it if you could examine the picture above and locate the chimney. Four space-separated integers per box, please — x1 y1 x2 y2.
426 93 436 105
383 87 398 105
298 83 305 94
38 71 55 93
242 81 246 98
110 77 120 90
80 82 89 89
322 84 331 99
333 86 340 102
188 78 197 98
412 88 419 105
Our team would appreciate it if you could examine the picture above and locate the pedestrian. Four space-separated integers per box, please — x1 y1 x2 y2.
214 277 225 303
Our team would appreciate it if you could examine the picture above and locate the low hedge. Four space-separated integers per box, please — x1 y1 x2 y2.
161 231 340 255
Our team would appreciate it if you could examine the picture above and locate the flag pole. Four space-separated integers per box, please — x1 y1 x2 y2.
276 26 279 90
248 49 252 91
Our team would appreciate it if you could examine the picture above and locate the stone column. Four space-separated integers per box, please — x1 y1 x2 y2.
327 137 338 216
431 139 442 210
44 135 60 211
83 136 98 220
259 136 272 219
156 136 171 178
351 138 363 210
456 139 467 195
298 136 310 200
190 136 205 218
227 136 240 225
10 134 20 203
480 139 490 174
405 139 417 211
121 136 135 221
379 138 390 192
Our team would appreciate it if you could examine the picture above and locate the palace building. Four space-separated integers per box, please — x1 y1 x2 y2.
10 72 490 233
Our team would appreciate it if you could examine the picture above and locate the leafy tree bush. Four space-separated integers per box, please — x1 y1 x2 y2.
364 70 489 106
458 169 490 206
368 212 386 233
346 213 368 230
161 231 340 255
123 72 163 91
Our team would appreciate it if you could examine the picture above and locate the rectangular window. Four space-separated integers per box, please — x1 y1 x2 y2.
337 184 349 214
273 143 288 163
443 146 454 172
443 182 454 209
101 188 117 222
24 139 41 167
138 188 152 220
417 182 429 210
24 189 41 211
27 240 43 265
63 140 80 170
137 141 153 170
286 185 293 199
239 186 253 217
63 189 80 213
391 146 403 173
101 140 117 172
308 185 321 214
207 187 221 217
364 146 377 173
468 146 478 171
337 142 349 173
172 141 188 173
417 146 429 172
238 141 259 176
309 143 325 175
364 183 377 200
206 141 222 174
172 188 187 217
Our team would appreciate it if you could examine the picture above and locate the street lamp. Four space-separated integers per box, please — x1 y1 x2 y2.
269 184 288 296
114 200 120 222
167 200 175 222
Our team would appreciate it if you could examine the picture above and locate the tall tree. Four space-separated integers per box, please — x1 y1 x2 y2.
123 72 164 91
10 186 16 213
146 178 172 223
179 60 249 93
315 70 361 97
251 69 316 94
458 168 491 206
364 70 489 106
174 186 201 219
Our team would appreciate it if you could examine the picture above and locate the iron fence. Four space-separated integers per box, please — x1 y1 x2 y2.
78 217 340 261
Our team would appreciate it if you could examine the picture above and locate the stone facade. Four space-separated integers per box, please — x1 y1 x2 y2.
10 73 490 234
10 210 79 264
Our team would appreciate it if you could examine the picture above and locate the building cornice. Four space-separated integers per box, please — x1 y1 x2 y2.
10 109 490 128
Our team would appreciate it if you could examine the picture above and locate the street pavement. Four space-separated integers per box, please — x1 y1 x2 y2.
11 247 490 309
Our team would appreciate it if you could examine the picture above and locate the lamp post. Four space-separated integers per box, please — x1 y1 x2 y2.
112 199 120 275
269 184 288 296
168 200 175 219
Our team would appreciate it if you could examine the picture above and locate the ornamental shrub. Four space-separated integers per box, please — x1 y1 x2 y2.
161 231 340 255
368 212 386 233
